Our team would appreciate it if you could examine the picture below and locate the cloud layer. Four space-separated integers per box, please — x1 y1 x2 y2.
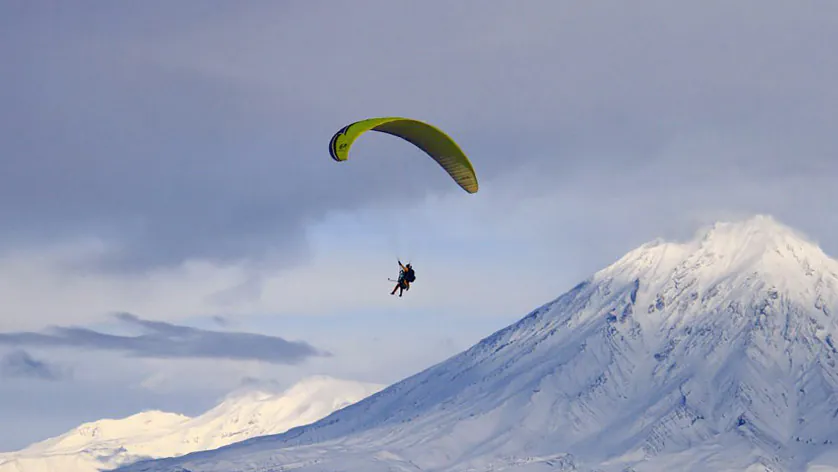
2 1 835 272
0 313 328 364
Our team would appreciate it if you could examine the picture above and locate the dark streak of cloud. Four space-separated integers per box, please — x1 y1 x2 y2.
0 313 329 364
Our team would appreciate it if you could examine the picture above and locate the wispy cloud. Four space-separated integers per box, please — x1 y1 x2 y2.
0 313 329 364
1 349 65 381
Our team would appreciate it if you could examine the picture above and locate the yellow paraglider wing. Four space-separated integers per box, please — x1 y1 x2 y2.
329 117 478 193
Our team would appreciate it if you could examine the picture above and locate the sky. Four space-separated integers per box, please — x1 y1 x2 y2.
1 0 837 451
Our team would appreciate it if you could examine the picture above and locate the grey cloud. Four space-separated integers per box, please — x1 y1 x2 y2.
0 313 329 364
1 1 836 271
1 349 65 381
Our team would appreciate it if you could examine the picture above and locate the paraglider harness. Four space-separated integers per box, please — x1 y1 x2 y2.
400 264 416 286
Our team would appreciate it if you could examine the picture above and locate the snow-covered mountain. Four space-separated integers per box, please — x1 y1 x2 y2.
113 215 838 472
0 375 383 472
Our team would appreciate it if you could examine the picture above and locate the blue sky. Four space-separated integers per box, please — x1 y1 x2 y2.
1 0 838 451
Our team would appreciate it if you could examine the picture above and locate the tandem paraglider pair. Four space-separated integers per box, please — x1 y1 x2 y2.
328 117 478 298
389 260 415 297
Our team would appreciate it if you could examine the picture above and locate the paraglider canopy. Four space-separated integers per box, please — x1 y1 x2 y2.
329 117 479 194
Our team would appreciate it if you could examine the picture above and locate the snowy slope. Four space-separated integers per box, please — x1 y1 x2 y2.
116 215 838 472
0 376 383 472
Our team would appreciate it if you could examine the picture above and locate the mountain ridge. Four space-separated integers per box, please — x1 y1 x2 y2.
0 375 384 472
114 215 838 471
